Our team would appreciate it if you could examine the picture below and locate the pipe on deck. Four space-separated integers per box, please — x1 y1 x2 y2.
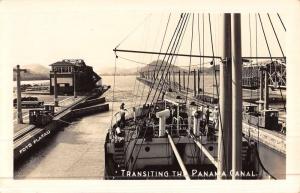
166 130 191 180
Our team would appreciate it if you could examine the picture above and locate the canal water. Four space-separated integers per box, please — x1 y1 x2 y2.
14 75 286 179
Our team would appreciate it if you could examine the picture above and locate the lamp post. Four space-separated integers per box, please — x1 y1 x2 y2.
53 70 58 107
14 65 27 124
73 68 77 98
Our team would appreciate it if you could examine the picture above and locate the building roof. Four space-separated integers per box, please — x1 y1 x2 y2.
243 59 286 67
49 59 86 67
50 61 74 67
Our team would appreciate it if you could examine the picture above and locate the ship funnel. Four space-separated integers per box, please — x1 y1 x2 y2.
156 109 170 137
192 110 202 136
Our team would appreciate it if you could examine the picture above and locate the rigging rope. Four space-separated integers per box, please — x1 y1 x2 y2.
150 14 189 106
117 55 149 65
143 13 174 105
132 67 139 97
208 13 227 172
154 14 191 104
258 14 273 59
248 13 254 131
267 14 286 111
248 15 263 169
277 13 286 32
255 14 260 148
258 14 286 111
185 14 195 103
249 14 253 59
110 54 118 129
202 14 205 101
166 13 193 95
130 14 188 171
267 14 285 59
115 14 151 49
167 32 186 90
138 16 151 107
154 14 189 101
134 75 141 106
137 14 163 107
197 14 202 96
258 14 275 87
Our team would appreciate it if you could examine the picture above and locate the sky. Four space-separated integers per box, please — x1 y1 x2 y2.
0 1 286 73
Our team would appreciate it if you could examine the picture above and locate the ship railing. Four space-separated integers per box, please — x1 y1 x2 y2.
151 123 190 137
112 105 152 123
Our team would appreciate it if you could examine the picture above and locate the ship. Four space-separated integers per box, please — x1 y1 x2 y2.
104 13 286 180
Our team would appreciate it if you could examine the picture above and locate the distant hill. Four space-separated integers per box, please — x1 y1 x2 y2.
140 60 219 74
13 64 50 81
140 60 182 73
95 66 138 76
202 64 219 74
95 59 220 76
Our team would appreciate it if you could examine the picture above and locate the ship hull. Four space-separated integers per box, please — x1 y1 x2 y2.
104 132 219 179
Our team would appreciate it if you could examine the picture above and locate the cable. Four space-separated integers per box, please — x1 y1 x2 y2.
143 13 176 105
258 14 286 111
267 14 286 111
153 14 189 103
138 16 152 107
197 14 202 96
202 14 205 101
155 14 191 104
150 14 189 106
249 14 253 60
117 56 149 65
208 13 226 172
185 14 195 103
248 13 256 133
255 14 261 150
167 14 193 95
130 14 188 172
258 14 275 88
277 13 286 32
115 14 151 49
258 14 274 81
110 54 118 129
135 13 191 172
267 14 285 59
132 67 139 104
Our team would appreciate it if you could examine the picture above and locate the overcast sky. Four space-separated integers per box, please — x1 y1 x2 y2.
0 1 286 73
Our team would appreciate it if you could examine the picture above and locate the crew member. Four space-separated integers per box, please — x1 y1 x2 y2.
212 106 219 131
120 103 127 127
204 105 210 127
204 105 212 138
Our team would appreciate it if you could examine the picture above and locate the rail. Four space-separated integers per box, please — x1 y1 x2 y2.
190 134 219 169
166 130 191 180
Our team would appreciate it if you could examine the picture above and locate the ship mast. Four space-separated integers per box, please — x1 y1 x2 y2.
217 13 232 179
218 13 242 180
232 13 243 180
